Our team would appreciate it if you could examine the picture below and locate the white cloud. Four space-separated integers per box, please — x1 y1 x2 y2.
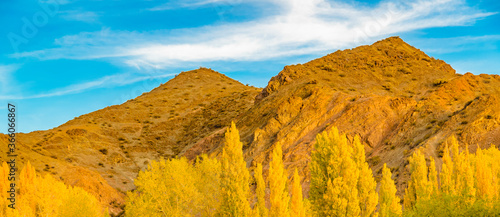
59 10 100 23
149 0 242 11
12 0 496 70
0 72 175 100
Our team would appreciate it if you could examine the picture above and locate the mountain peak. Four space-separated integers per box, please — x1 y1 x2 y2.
373 36 405 45
256 36 456 101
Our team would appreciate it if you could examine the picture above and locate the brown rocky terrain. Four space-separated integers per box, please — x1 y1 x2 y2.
1 36 499 214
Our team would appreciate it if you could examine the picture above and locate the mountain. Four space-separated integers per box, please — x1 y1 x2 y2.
2 37 499 214
0 68 261 214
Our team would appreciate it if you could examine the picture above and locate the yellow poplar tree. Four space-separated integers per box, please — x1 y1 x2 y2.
291 169 306 217
475 145 500 203
196 155 222 216
448 138 476 204
475 147 493 202
379 164 401 217
462 144 476 204
310 127 344 216
220 121 251 217
254 163 268 217
353 136 378 217
269 143 290 217
403 150 432 210
450 136 463 193
126 155 222 217
428 158 438 195
310 127 375 217
19 161 37 211
0 162 10 216
328 139 360 217
440 141 455 195
484 145 500 201
2 161 105 217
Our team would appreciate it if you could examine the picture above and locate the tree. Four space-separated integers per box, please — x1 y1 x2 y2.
404 137 500 216
291 169 306 217
0 162 10 216
309 127 344 216
403 150 432 210
254 163 268 217
126 155 222 217
440 141 454 196
269 143 290 217
309 127 376 217
353 136 378 217
461 144 476 204
475 146 500 203
1 161 105 217
195 156 222 216
19 161 37 211
428 158 438 195
126 158 200 217
220 121 251 217
379 164 401 217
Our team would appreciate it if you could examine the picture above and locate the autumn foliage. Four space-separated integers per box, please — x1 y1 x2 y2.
0 161 106 217
404 136 500 216
309 128 378 216
121 124 499 216
7 123 498 216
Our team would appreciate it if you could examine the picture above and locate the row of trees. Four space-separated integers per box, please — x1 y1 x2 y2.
125 122 311 217
403 137 500 216
126 123 500 216
0 161 107 217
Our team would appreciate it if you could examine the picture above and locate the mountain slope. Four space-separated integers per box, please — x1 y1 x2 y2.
0 68 261 214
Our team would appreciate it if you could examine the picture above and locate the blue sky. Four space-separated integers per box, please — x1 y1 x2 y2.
1 0 499 133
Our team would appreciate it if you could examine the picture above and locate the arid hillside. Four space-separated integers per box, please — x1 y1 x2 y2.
0 68 261 214
1 36 499 214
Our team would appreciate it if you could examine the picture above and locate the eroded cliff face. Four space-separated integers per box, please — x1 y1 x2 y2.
3 37 499 213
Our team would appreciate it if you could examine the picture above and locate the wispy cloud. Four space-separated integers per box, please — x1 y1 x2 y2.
40 0 75 5
12 0 496 70
0 72 175 100
149 0 240 11
59 10 100 23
